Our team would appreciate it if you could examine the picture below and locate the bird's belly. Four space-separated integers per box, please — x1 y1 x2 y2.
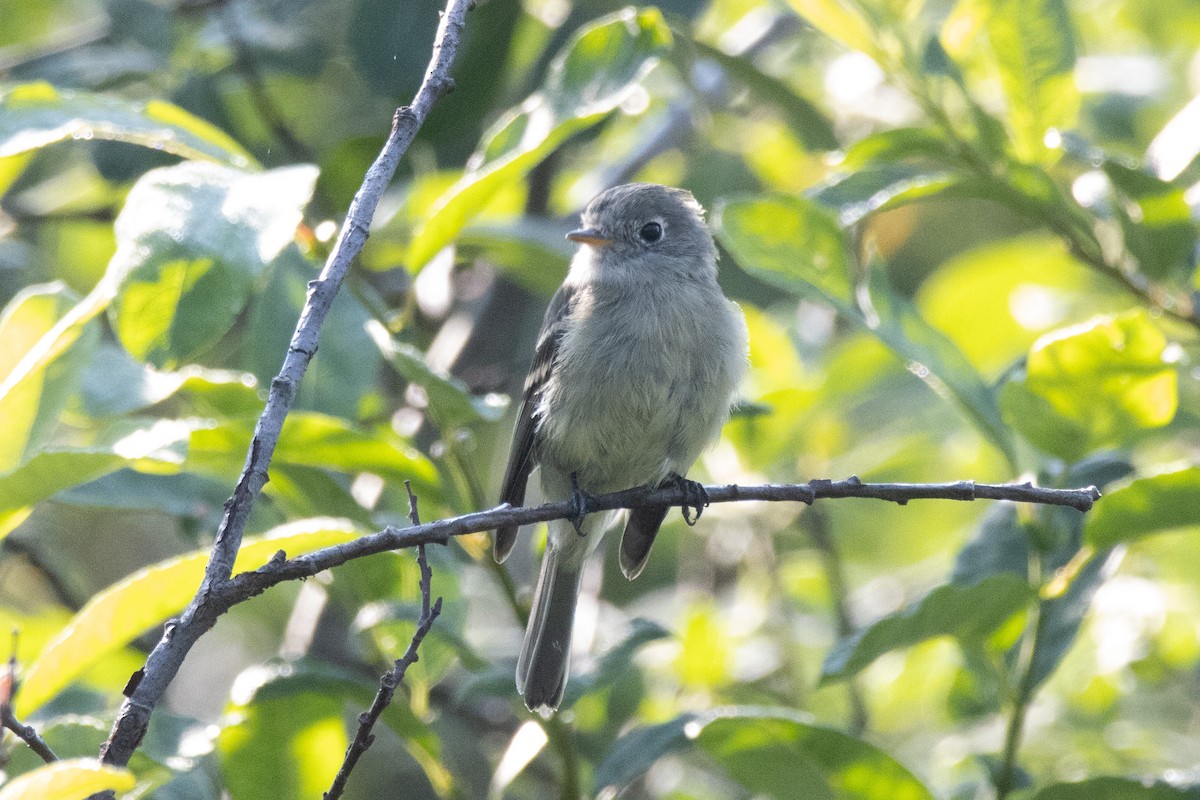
536 321 730 494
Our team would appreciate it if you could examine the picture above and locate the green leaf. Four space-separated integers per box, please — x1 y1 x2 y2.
2 717 173 797
220 661 452 799
861 265 1017 464
718 195 1015 463
784 0 878 55
562 618 670 709
985 0 1079 161
187 411 439 497
368 321 508 429
595 707 935 799
1027 547 1122 689
0 81 254 169
1101 161 1196 280
15 518 362 717
0 417 192 538
0 283 99 472
1085 467 1200 549
1035 778 1200 800
407 7 671 267
811 165 968 227
0 759 135 800
999 311 1177 461
107 161 318 368
838 127 955 170
691 39 838 151
79 344 260 418
716 194 854 302
821 574 1032 683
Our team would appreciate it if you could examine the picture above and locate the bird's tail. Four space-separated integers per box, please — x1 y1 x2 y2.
516 532 583 713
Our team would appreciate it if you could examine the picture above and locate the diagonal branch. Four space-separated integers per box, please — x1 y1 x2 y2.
94 0 471 770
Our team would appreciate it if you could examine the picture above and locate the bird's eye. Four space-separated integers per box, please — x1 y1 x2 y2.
638 221 663 243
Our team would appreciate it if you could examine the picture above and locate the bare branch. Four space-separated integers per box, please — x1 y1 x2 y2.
324 483 443 800
2 633 57 764
96 0 472 770
210 478 1099 612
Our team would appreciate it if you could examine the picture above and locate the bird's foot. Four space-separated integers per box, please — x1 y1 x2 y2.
671 473 709 526
569 472 597 536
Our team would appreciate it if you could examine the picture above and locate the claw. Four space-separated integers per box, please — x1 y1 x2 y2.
672 473 709 526
569 472 595 536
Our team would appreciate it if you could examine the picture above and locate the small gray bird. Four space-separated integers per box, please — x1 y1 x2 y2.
494 183 748 712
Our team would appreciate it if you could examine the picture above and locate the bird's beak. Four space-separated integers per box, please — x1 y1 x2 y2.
567 227 613 247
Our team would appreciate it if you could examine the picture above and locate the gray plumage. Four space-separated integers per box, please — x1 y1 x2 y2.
495 183 748 713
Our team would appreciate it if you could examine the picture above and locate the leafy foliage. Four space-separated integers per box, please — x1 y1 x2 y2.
2 0 1200 798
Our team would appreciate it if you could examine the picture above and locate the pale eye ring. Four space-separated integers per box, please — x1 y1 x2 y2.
639 221 663 243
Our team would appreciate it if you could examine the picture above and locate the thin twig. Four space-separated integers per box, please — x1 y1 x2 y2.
1 633 57 764
324 484 443 800
96 0 472 770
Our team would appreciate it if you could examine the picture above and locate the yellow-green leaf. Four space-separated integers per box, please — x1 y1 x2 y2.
0 283 99 473
785 0 877 55
407 8 671 268
985 0 1079 161
1085 467 1200 549
1000 311 1177 461
0 81 254 167
16 518 363 717
0 759 135 800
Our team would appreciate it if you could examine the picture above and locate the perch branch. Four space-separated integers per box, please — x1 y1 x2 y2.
324 484 443 800
206 478 1099 614
95 0 471 770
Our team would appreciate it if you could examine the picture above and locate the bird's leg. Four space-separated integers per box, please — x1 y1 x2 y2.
670 473 709 526
569 472 596 536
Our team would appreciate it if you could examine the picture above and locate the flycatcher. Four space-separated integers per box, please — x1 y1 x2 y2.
494 183 748 712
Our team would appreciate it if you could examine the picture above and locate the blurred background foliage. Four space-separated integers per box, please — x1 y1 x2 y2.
1 0 1200 797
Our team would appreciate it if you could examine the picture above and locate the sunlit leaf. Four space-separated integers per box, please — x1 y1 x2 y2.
1000 311 1177 461
719 195 1015 463
838 127 955 170
1101 161 1196 280
985 0 1078 161
0 417 192 538
595 707 935 799
941 0 993 59
822 574 1032 683
784 0 877 55
407 8 671 267
0 759 135 800
79 343 260 418
1085 467 1200 549
16 518 362 717
220 661 452 799
916 235 1121 376
716 194 853 301
0 283 99 472
186 411 439 496
107 162 318 368
0 81 254 169
368 321 508 428
812 165 969 227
